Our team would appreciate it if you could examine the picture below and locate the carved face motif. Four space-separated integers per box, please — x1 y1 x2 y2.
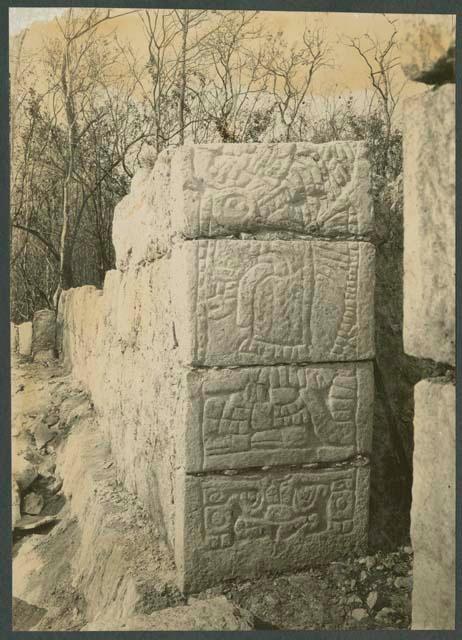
212 190 256 225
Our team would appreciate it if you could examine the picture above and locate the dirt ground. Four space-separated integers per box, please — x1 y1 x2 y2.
11 355 413 631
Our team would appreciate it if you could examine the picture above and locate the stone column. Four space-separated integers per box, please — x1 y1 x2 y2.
400 15 455 630
139 141 376 592
18 321 32 357
32 309 56 361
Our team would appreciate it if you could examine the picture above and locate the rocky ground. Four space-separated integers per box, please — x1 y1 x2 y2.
12 355 412 631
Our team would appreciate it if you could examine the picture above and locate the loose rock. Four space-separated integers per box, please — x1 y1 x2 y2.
23 493 45 516
351 608 369 622
366 591 378 611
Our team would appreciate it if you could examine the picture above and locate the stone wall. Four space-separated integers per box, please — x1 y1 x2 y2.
400 17 455 630
59 141 375 592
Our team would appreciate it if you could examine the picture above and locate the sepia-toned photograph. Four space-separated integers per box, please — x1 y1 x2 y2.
9 5 456 632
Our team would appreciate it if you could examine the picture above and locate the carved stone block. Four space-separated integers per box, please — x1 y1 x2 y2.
182 362 373 472
171 142 373 240
176 464 369 592
174 239 375 366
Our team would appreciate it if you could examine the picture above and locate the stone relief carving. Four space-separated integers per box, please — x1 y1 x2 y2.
200 468 357 552
193 240 373 365
200 365 361 469
177 142 372 238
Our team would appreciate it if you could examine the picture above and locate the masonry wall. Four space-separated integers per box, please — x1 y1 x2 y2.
59 141 375 591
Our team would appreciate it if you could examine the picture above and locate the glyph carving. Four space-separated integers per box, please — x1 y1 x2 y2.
178 466 370 591
185 362 373 471
201 469 357 551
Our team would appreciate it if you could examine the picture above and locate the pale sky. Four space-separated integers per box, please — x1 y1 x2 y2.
9 8 449 104
9 8 67 35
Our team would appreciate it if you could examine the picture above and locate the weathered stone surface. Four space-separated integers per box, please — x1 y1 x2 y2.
170 142 373 240
59 237 374 550
112 142 373 270
18 322 32 356
403 84 455 366
176 464 369 592
11 322 19 354
182 362 374 472
174 239 375 366
60 273 180 544
82 596 255 631
112 153 172 271
411 379 455 630
13 456 38 492
399 15 455 83
32 309 56 361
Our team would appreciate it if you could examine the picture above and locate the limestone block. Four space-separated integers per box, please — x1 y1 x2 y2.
411 379 455 630
176 464 369 592
11 322 19 355
32 309 56 361
399 15 455 83
171 142 373 240
403 84 455 365
18 322 32 357
174 239 375 366
182 362 374 472
112 151 173 270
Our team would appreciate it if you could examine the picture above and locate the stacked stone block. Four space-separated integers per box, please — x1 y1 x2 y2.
60 141 375 593
400 17 455 630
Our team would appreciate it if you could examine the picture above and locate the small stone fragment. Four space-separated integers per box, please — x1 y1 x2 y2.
394 576 412 590
45 413 59 427
13 457 38 492
351 608 369 622
366 591 378 611
14 514 59 531
23 492 44 515
403 546 413 555
360 570 367 582
365 556 376 570
34 421 56 449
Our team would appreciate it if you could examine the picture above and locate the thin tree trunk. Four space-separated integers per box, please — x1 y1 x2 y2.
178 10 188 145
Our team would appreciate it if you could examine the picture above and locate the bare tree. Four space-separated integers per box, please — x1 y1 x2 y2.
343 16 407 152
192 11 271 143
261 25 330 142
